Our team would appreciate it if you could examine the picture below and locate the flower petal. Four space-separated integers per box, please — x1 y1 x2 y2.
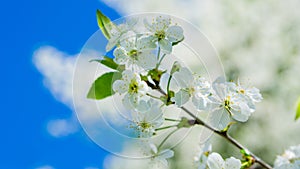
113 47 127 64
207 153 224 169
224 157 242 169
137 51 157 70
136 36 156 50
112 80 128 94
173 67 193 88
171 89 190 107
155 16 171 31
150 143 158 154
166 25 184 42
160 149 174 159
209 108 231 130
159 39 172 54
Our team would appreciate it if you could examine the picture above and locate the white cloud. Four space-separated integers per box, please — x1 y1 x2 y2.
33 46 75 107
33 46 79 137
46 118 78 137
35 165 55 169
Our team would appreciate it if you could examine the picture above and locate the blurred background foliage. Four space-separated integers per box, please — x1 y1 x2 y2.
100 0 300 168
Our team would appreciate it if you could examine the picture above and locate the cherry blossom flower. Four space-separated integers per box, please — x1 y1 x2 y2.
113 70 149 109
113 36 157 70
106 18 138 51
208 77 252 130
171 67 211 110
194 142 212 169
207 152 241 169
131 99 164 138
144 16 184 54
274 145 300 169
148 143 174 167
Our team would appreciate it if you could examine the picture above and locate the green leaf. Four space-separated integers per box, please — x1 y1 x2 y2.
96 9 113 39
87 72 122 100
295 97 300 120
90 56 125 71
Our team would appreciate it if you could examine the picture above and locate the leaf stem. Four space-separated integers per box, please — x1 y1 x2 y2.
166 74 172 96
165 118 181 122
146 93 161 100
156 125 177 131
157 54 166 67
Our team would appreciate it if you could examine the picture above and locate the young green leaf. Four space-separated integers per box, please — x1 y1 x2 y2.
295 97 300 120
90 56 125 71
87 72 122 100
96 9 113 39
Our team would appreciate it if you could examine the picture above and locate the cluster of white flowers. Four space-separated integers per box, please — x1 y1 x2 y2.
97 14 264 168
171 65 262 130
274 145 300 169
106 16 186 165
194 142 242 169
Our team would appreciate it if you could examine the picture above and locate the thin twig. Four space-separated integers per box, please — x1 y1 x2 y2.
157 87 273 169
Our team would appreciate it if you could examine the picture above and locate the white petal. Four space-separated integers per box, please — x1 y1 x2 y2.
171 89 190 107
119 37 135 51
231 102 251 122
143 19 156 32
137 51 157 70
212 77 227 99
136 36 156 50
166 25 184 42
136 99 151 112
159 39 172 54
155 16 171 31
192 95 209 111
150 143 158 154
113 47 127 64
224 157 242 169
160 149 174 159
173 67 193 88
247 87 263 102
122 93 139 110
122 70 135 82
207 153 224 169
112 80 127 94
209 108 231 130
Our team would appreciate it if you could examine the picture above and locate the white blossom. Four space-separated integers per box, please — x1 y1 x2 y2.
106 18 138 51
148 143 174 167
274 145 300 169
228 81 263 113
113 70 149 110
144 16 184 54
171 67 211 110
194 142 212 169
207 152 241 169
208 77 252 130
113 36 157 70
131 99 164 138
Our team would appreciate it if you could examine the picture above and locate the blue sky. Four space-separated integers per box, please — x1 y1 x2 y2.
0 1 120 168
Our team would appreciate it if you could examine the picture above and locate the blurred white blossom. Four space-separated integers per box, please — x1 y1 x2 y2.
207 152 241 169
274 145 300 169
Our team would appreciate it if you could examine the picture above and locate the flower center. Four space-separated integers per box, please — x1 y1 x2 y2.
139 121 152 130
155 30 166 41
128 49 139 60
239 89 245 94
129 80 139 93
224 96 232 110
